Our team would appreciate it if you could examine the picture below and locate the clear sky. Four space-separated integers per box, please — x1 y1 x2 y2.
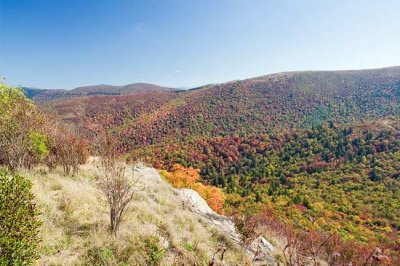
1 0 399 90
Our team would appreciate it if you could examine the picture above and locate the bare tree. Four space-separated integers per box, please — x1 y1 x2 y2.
233 214 261 251
98 159 140 235
96 132 140 235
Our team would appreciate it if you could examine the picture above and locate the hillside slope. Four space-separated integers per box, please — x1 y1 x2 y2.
44 66 400 148
32 67 400 246
24 160 278 265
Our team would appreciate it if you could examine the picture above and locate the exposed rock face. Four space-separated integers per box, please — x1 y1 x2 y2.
178 188 241 242
135 165 278 265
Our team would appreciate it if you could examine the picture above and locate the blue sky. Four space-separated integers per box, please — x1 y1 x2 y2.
1 0 399 89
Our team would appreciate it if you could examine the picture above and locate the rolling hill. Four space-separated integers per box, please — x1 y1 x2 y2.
41 66 400 146
31 66 400 244
23 83 179 103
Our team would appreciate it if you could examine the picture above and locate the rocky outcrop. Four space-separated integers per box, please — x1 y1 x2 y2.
135 166 279 265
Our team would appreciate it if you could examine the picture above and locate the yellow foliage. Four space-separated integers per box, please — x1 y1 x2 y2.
383 226 392 233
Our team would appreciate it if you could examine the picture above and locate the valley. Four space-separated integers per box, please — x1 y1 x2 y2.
33 67 400 245
1 67 399 265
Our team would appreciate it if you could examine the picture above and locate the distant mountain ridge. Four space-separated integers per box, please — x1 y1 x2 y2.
23 83 179 102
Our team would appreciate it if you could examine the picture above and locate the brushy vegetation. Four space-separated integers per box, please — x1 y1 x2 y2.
234 207 400 265
0 79 89 173
0 170 41 265
0 79 89 264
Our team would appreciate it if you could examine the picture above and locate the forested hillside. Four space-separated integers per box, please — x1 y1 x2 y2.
31 67 400 262
137 121 400 241
46 67 400 145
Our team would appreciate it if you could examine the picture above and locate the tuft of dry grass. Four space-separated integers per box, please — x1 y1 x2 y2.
22 159 246 265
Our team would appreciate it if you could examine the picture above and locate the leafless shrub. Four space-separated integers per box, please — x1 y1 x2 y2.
98 161 140 235
234 207 400 266
96 133 140 235
208 243 227 266
233 214 261 251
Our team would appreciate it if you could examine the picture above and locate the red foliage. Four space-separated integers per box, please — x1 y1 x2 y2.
238 207 400 266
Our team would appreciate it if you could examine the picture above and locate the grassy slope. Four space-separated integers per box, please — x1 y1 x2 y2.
23 160 245 265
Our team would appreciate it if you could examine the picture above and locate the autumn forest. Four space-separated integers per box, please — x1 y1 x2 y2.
33 67 400 261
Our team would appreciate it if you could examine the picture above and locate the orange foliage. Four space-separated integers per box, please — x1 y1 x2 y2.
160 164 225 214
193 183 225 214
161 164 200 188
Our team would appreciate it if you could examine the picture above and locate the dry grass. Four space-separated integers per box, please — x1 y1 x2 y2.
22 159 245 265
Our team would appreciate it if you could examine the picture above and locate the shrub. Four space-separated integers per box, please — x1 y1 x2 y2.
29 131 49 158
0 170 41 265
0 81 45 170
86 246 115 265
0 79 89 172
96 134 139 235
46 130 90 175
143 236 165 266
